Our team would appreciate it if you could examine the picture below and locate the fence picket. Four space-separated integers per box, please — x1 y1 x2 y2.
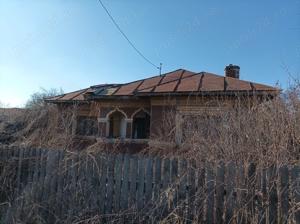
162 157 170 218
206 162 214 224
179 158 187 219
257 167 267 224
225 161 235 223
38 149 48 203
216 161 225 224
170 157 178 214
85 154 93 215
114 154 123 214
91 153 101 217
99 154 107 222
22 148 31 187
15 148 23 196
153 156 162 220
26 148 36 187
77 153 86 216
196 164 205 223
268 164 278 223
145 156 153 219
187 159 196 223
122 154 130 221
246 163 256 223
291 166 300 223
48 150 60 223
106 153 115 222
280 165 289 223
236 162 245 223
41 149 57 220
129 154 138 221
137 155 145 220
32 148 41 203
55 150 66 221
68 153 79 219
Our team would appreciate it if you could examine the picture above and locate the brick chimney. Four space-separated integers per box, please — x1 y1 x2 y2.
224 64 240 79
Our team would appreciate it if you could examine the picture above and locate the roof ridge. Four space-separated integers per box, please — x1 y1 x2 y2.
134 69 190 92
117 68 188 87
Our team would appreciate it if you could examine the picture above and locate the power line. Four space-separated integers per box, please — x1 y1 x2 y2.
97 0 160 70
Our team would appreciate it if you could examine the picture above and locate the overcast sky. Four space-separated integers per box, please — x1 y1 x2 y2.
0 1 299 107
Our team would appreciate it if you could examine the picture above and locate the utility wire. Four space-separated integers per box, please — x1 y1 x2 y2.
97 0 160 70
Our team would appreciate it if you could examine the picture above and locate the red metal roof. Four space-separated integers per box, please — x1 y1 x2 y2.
45 69 279 102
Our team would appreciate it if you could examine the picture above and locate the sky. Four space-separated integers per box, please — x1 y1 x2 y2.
0 1 299 108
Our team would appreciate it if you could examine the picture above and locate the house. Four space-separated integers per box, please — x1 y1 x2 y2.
45 65 279 150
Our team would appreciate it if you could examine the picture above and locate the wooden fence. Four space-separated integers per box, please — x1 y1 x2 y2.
0 147 299 223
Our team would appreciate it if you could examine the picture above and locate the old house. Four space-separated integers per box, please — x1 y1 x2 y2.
46 65 279 150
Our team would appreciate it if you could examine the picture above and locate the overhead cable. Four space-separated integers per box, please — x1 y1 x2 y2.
97 0 160 70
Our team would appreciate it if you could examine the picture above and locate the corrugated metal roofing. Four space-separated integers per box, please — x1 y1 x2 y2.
45 69 279 102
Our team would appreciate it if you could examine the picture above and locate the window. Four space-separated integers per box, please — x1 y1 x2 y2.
77 116 98 136
108 111 126 138
132 111 150 139
178 114 220 143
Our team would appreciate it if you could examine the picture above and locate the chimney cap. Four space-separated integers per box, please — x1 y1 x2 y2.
224 64 240 79
224 64 240 70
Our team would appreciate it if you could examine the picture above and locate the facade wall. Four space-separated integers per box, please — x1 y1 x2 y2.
71 95 251 140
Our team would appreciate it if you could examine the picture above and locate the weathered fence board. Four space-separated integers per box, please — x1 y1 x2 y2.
1 147 300 224
121 153 130 220
106 153 115 222
197 164 205 223
129 154 138 221
268 164 278 224
162 156 170 218
114 153 122 214
99 153 107 222
225 161 235 223
137 155 145 220
216 161 225 224
291 166 300 223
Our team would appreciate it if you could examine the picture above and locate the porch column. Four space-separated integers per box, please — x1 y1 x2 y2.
125 118 133 138
98 118 109 137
